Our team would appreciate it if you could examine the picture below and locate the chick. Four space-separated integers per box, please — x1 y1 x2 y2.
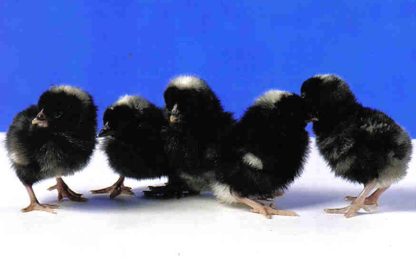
144 75 235 197
91 95 169 198
213 90 310 218
6 86 97 213
301 74 413 218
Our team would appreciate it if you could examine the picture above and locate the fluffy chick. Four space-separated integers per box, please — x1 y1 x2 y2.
301 74 413 218
213 90 310 218
91 95 169 198
145 75 235 198
6 85 97 213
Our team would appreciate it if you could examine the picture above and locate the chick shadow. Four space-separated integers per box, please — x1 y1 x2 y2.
278 187 416 213
276 188 347 210
41 186 416 214
377 188 416 213
42 187 218 213
41 190 143 213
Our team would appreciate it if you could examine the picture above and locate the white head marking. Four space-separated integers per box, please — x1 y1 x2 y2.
49 85 91 104
254 90 292 108
313 74 343 83
114 95 150 110
168 75 208 90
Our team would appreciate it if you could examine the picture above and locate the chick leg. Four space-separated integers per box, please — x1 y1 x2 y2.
344 186 390 211
48 177 87 202
144 176 200 199
325 180 378 218
236 197 298 219
22 185 59 214
91 176 134 199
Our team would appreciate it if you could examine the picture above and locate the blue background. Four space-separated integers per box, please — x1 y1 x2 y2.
1 0 415 136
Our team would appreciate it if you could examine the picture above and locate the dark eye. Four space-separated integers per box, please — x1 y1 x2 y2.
54 111 63 119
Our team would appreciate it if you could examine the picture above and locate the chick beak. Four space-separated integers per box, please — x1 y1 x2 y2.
306 113 319 123
32 109 48 128
98 122 112 137
169 115 179 124
169 104 180 124
306 115 319 123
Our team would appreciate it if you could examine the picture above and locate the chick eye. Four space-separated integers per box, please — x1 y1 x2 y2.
54 111 63 119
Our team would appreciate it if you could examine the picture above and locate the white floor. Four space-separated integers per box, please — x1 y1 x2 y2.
0 133 415 259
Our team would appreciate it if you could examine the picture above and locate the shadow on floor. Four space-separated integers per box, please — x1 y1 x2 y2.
280 187 416 213
42 187 217 213
41 186 416 214
277 188 347 210
378 188 416 213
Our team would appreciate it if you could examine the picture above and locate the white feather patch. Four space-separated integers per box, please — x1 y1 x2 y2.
242 152 264 170
254 90 292 108
9 152 29 166
211 182 238 204
360 122 392 133
314 74 342 82
168 75 208 90
115 95 150 110
50 85 90 104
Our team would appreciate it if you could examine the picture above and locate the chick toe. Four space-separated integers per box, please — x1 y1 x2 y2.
21 202 59 214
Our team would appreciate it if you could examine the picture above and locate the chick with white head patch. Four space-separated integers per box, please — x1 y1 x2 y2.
301 74 413 218
213 90 311 218
91 95 170 199
144 75 236 198
6 85 97 213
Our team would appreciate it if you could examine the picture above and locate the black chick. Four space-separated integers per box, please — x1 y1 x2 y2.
6 85 97 213
214 90 311 218
145 75 235 198
301 74 413 218
91 95 169 198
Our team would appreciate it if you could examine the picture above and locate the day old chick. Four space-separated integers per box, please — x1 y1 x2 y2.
145 75 235 198
91 95 169 198
6 86 97 213
301 74 413 218
214 90 311 218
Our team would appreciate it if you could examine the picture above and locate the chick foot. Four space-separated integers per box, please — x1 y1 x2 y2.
325 203 373 218
343 197 378 213
22 185 59 214
344 186 389 212
91 176 134 199
144 183 200 199
48 177 87 202
325 180 378 218
22 202 59 214
237 197 298 219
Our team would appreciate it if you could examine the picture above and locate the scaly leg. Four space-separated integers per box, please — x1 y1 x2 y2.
325 180 378 218
91 176 134 199
345 186 390 211
22 185 59 214
236 197 298 219
48 177 87 202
